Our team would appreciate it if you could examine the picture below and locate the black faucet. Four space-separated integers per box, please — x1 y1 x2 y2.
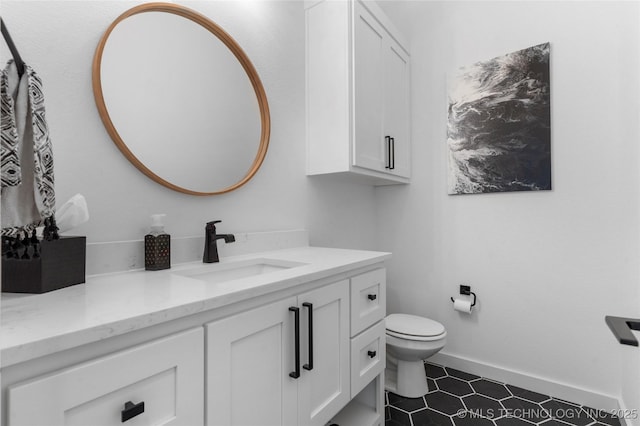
203 221 235 263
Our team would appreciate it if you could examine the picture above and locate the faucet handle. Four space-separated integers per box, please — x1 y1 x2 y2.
206 220 222 230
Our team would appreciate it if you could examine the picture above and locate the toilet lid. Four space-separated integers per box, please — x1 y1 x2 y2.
386 314 445 337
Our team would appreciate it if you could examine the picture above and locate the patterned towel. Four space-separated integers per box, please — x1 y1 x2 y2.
1 59 55 238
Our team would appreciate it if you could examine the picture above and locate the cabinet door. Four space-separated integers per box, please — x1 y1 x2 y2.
353 0 386 173
8 328 203 426
383 37 410 178
297 280 350 426
206 297 298 426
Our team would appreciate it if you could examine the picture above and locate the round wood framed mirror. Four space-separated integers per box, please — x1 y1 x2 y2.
92 3 270 195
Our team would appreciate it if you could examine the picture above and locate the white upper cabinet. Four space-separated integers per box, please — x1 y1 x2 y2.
381 33 411 178
306 0 411 185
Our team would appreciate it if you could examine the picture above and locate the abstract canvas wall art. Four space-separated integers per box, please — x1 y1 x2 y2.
447 43 551 195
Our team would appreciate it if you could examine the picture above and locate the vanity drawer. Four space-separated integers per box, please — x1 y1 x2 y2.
350 268 386 336
8 328 204 426
350 321 386 398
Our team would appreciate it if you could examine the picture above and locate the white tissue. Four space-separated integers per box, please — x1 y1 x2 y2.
453 298 472 314
55 194 89 233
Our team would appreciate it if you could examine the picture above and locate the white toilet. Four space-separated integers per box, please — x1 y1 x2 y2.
385 313 447 398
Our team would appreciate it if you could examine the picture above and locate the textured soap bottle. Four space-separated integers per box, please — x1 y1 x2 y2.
145 214 170 271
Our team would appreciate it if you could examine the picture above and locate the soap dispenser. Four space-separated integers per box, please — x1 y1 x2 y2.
145 214 170 271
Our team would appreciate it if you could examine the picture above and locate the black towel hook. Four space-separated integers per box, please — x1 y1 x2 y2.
1 18 25 77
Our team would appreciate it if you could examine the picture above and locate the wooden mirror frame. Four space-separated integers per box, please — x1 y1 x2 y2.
92 2 270 196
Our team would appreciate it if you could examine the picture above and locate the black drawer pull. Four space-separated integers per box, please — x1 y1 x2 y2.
367 350 377 358
367 294 377 301
289 306 300 378
121 401 145 422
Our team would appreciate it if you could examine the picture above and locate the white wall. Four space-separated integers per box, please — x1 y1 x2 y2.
0 1 377 258
377 0 640 407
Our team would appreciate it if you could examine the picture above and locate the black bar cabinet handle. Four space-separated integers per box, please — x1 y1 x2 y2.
385 136 391 169
289 306 300 378
121 401 145 423
367 294 377 301
303 302 313 371
390 137 395 170
367 350 377 358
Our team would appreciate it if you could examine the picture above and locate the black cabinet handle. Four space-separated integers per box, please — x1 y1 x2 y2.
289 306 300 378
367 294 377 301
121 401 145 423
303 302 313 371
367 350 377 358
390 137 395 170
385 136 391 169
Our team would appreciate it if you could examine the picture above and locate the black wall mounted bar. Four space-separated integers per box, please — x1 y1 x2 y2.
605 316 640 346
1 18 25 77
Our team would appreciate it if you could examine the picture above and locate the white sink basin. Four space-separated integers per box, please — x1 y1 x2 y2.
175 258 307 284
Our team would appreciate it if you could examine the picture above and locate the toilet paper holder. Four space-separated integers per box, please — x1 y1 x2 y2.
450 285 476 307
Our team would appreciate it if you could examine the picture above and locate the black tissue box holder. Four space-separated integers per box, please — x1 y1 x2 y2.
2 236 86 294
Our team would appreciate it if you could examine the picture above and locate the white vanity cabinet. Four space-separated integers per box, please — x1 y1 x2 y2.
6 328 204 426
1 247 390 426
206 280 350 426
306 0 411 185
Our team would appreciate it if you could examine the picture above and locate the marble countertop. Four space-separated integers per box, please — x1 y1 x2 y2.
1 246 390 368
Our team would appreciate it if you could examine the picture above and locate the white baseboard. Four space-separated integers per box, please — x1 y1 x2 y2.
429 352 622 414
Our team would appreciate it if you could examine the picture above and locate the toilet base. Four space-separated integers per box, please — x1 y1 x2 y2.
385 368 398 394
385 356 429 398
396 359 429 397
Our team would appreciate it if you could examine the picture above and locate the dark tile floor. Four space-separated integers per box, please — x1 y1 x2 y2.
385 362 621 426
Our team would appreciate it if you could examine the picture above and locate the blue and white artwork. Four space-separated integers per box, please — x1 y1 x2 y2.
447 43 551 195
